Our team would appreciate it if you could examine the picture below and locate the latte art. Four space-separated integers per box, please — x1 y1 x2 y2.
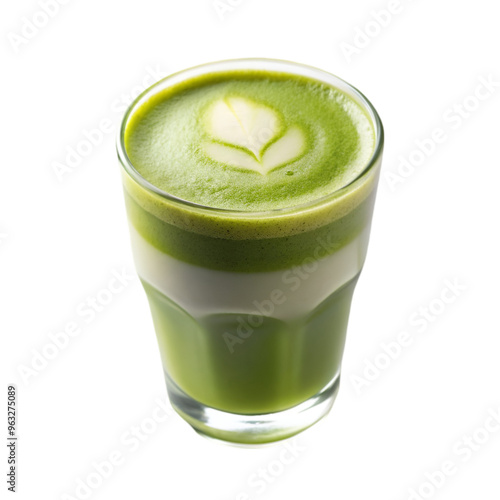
202 97 306 175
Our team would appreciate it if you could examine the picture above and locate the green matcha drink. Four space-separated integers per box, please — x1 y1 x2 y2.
117 59 383 444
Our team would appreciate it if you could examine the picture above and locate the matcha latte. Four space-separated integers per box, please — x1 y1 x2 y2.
117 59 383 444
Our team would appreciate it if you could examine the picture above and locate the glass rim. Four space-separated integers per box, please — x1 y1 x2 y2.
116 57 384 218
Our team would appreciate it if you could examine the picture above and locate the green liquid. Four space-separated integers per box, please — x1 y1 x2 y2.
143 276 358 414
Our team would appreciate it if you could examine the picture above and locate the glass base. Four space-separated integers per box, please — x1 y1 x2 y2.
165 371 340 445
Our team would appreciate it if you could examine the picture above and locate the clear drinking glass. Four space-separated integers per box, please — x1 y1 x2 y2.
117 59 383 445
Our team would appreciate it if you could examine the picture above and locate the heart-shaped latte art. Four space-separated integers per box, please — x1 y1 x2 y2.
202 97 306 175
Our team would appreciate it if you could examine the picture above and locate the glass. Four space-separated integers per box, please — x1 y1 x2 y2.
117 59 384 445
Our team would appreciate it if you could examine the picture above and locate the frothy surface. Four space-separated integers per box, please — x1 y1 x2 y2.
125 70 375 211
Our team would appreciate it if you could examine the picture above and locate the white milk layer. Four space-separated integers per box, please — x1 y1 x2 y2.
129 224 370 321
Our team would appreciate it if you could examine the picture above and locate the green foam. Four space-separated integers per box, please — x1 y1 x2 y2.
124 70 375 212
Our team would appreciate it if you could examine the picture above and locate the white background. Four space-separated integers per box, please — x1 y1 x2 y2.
2 0 500 498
